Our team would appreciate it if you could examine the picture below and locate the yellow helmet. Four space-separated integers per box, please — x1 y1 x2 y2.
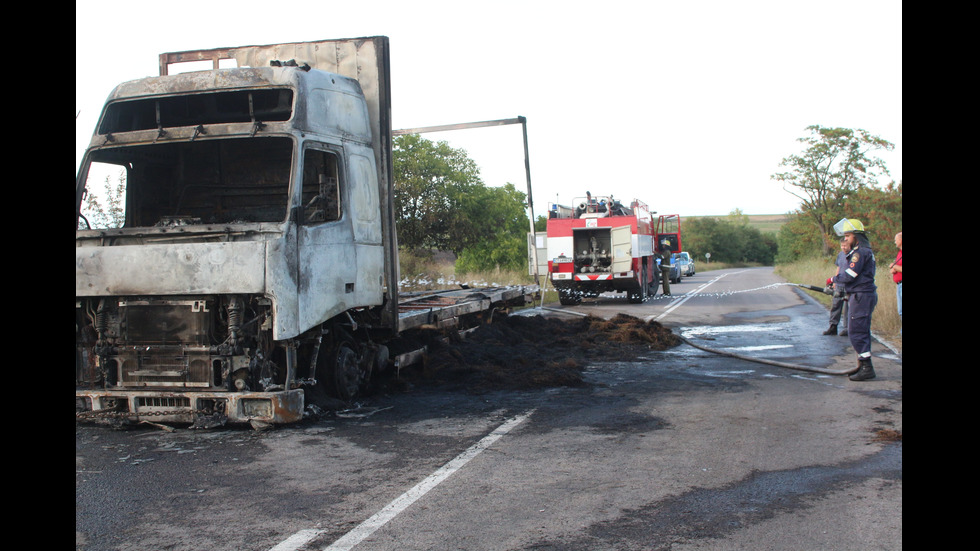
833 218 866 236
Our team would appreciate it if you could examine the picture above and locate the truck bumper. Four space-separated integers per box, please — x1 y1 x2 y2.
75 388 305 425
551 271 637 292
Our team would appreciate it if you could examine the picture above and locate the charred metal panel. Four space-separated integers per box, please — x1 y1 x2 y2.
308 87 371 142
76 241 266 296
293 238 386 335
109 68 298 105
349 152 383 244
294 216 356 333
265 223 299 340
221 39 388 156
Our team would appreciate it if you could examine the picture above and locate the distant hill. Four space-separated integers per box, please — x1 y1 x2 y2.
685 214 792 234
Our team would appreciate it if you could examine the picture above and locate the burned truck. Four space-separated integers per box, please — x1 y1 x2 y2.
75 37 537 426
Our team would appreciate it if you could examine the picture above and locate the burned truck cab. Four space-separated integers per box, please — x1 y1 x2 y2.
76 55 389 425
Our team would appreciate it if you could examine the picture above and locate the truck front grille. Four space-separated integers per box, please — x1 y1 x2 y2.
118 347 214 388
136 396 191 409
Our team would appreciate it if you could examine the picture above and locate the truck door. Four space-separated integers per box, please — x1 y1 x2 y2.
294 144 355 332
611 225 633 273
295 143 385 334
656 214 682 253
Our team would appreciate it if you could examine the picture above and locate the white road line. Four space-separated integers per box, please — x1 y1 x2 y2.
322 409 534 550
270 530 326 551
648 272 731 322
270 409 535 551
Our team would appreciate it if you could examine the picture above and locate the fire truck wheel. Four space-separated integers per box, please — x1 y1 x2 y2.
628 266 647 304
558 289 581 306
627 287 643 303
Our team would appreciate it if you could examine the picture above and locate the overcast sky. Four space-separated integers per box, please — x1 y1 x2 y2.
76 0 902 218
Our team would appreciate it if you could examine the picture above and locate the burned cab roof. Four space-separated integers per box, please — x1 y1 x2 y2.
95 67 370 145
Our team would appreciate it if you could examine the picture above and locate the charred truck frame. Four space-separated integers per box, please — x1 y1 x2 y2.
75 37 537 426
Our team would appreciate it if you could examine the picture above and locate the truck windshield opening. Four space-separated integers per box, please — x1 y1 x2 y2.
78 137 294 229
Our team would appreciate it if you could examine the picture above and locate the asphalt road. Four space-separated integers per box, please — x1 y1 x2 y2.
76 267 902 551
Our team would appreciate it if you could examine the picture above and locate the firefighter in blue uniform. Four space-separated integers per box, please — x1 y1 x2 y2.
831 218 877 381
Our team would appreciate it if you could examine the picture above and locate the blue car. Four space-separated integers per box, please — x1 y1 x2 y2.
672 252 695 277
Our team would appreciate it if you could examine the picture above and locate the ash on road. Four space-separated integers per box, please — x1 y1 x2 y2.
398 312 681 393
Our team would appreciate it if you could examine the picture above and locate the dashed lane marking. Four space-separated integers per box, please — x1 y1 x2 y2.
269 410 535 551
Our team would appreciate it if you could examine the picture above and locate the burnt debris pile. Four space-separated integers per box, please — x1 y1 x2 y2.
410 313 681 392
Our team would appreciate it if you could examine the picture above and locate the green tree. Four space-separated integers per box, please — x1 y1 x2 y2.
775 214 825 263
727 208 750 228
455 234 528 274
740 226 777 265
392 134 532 272
771 125 894 255
683 213 776 264
534 214 548 232
392 134 483 254
842 180 902 252
774 181 902 263
685 217 734 263
455 183 530 273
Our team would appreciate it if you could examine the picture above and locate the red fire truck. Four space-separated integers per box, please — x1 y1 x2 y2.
546 192 662 305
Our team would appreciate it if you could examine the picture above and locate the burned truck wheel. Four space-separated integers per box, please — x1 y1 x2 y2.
330 344 362 401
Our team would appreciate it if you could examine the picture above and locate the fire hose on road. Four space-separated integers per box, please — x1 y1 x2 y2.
674 332 859 376
538 280 861 376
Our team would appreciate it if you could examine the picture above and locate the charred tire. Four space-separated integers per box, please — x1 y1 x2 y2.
330 344 361 401
371 344 390 374
313 341 359 401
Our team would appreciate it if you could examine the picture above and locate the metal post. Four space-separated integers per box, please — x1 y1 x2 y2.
519 116 540 285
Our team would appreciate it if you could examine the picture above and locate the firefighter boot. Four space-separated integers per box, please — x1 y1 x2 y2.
849 358 876 381
822 324 838 336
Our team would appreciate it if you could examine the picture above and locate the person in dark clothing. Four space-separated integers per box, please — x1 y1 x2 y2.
824 238 851 336
657 239 672 296
831 218 877 381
